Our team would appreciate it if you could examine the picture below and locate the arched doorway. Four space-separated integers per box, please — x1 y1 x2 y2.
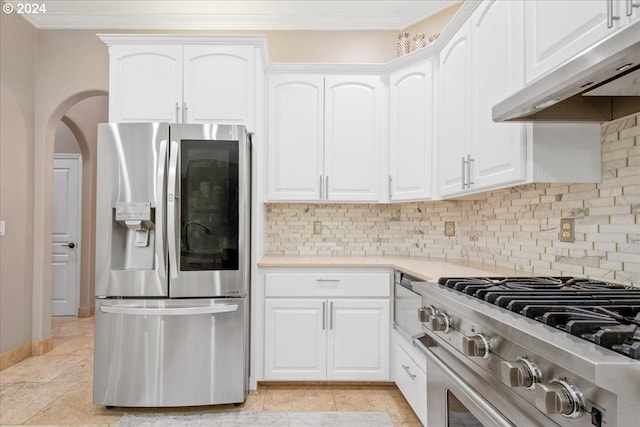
44 93 108 323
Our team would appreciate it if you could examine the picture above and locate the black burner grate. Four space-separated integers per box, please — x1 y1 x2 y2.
439 276 640 359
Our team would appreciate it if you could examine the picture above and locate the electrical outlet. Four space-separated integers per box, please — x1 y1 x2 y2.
313 221 322 235
444 221 455 237
560 218 575 243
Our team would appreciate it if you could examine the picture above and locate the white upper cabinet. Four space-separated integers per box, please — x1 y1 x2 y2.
525 0 630 83
438 0 600 198
267 74 384 202
109 45 183 123
183 46 255 126
267 74 324 201
471 0 526 190
107 40 256 129
438 21 472 197
628 0 640 22
388 59 434 201
324 76 383 202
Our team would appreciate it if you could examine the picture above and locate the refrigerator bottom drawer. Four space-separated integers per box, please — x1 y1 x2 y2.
93 298 247 407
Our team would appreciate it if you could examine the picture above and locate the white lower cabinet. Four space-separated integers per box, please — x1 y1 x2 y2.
264 299 327 380
393 331 427 426
264 271 391 381
327 299 389 380
265 298 390 381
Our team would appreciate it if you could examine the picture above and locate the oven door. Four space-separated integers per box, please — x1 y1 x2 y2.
413 335 550 427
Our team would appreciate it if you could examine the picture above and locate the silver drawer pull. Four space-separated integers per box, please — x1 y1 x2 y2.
402 364 416 379
316 279 340 283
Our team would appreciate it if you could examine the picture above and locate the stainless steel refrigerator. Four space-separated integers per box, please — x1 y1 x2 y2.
93 123 250 407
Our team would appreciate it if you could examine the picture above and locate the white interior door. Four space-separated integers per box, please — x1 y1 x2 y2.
52 156 82 316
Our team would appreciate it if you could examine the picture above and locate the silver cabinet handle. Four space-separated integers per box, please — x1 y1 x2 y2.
388 175 393 199
329 301 334 330
316 279 340 284
325 175 329 200
467 154 475 187
608 0 620 28
628 0 640 16
319 175 324 200
100 304 238 316
461 156 467 190
175 102 180 123
402 364 416 380
322 301 326 330
182 102 187 123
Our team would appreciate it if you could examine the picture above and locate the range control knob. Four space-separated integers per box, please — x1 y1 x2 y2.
501 358 541 389
417 305 436 323
462 334 490 359
429 312 451 333
535 379 585 418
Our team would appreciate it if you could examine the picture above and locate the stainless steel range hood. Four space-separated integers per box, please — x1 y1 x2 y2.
493 21 640 122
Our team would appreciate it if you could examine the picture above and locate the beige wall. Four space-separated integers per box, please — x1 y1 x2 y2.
54 121 81 153
266 114 640 287
30 30 109 346
0 11 37 354
403 3 462 47
1 21 109 355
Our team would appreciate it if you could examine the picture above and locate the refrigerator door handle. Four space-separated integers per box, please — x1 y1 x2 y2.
99 304 239 316
156 138 168 279
167 140 179 279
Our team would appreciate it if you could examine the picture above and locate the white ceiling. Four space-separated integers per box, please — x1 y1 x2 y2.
4 0 460 31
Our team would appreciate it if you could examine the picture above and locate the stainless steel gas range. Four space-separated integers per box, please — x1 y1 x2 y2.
411 276 640 427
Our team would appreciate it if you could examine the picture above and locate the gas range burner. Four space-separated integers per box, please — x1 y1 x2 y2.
438 276 640 359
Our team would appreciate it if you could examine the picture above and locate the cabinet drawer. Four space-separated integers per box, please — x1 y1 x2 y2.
394 340 427 426
265 273 390 297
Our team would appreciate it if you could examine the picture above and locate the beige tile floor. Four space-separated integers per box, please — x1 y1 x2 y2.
0 317 421 426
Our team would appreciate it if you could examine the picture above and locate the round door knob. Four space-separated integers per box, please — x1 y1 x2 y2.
462 334 490 359
429 312 451 333
535 379 585 418
67 242 75 249
501 358 541 389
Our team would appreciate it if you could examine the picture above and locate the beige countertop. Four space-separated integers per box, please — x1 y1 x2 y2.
258 255 525 282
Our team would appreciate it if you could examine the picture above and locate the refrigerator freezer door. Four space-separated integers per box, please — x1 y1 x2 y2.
93 298 248 407
168 124 250 298
95 123 169 297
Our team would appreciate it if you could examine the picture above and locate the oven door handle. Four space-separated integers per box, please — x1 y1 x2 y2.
413 335 515 427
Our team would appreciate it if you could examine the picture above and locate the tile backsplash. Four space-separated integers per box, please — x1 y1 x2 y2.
266 113 640 286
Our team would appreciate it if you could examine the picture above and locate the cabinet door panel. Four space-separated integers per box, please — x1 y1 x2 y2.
327 299 389 381
109 45 183 122
438 22 472 197
324 76 382 202
525 0 619 82
394 340 427 426
264 299 326 380
471 0 526 189
267 75 324 201
389 60 434 201
183 46 254 127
